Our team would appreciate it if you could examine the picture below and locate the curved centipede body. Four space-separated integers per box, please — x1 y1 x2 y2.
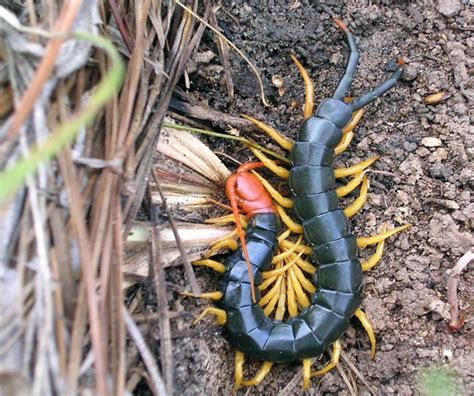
190 18 408 390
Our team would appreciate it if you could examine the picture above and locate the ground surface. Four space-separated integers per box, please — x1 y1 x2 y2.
168 1 473 394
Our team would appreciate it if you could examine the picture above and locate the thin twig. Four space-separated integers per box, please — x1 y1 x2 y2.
5 0 84 140
153 171 201 294
150 205 174 395
340 352 376 396
122 306 168 396
173 0 270 106
447 249 472 332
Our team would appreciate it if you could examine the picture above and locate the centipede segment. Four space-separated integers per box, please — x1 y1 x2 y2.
188 18 410 390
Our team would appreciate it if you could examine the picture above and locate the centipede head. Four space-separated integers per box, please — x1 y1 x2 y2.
225 162 276 302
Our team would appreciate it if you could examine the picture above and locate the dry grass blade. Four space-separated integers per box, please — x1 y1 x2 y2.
340 351 376 395
150 210 174 395
123 306 168 396
153 172 201 294
1 0 210 394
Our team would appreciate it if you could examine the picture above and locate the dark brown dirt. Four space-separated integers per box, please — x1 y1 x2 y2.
169 1 473 394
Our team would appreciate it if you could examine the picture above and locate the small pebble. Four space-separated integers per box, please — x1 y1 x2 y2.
437 0 462 17
401 65 418 82
422 137 442 147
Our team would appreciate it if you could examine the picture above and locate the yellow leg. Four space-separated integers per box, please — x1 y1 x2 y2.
311 340 342 376
361 224 387 271
193 307 227 326
354 308 376 359
274 276 287 320
294 253 317 275
241 361 274 386
290 54 315 119
334 131 354 156
234 351 245 390
336 171 365 198
206 238 239 257
252 172 293 208
289 266 310 309
292 262 316 293
335 108 364 155
181 291 223 300
208 229 238 246
193 259 225 273
259 277 283 307
247 145 289 179
302 359 312 389
272 235 303 263
287 271 298 317
262 287 280 316
259 274 278 291
334 156 379 178
343 175 368 218
276 204 303 234
280 239 312 255
277 229 292 243
342 108 365 134
241 114 293 151
204 213 248 228
263 249 304 279
357 224 411 249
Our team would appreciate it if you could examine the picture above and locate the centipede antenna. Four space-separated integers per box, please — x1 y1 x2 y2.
225 173 257 303
350 59 405 111
333 18 360 101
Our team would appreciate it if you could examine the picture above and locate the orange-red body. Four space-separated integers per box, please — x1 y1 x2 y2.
225 164 275 217
224 162 276 302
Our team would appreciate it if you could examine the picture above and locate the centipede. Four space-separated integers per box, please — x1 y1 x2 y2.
186 18 410 390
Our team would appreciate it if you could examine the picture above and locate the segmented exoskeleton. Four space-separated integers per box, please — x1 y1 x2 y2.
189 18 409 390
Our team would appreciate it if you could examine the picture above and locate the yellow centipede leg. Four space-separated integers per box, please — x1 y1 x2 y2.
290 54 315 119
292 262 316 294
335 108 364 155
205 238 239 257
181 291 223 301
354 308 376 359
276 204 303 234
334 156 379 178
361 224 387 272
192 259 225 273
287 271 298 317
273 235 303 263
335 171 365 198
241 114 293 151
343 175 368 218
204 213 248 228
259 277 283 307
311 340 342 376
280 239 312 255
193 307 227 326
241 361 274 386
302 359 312 389
357 224 411 249
294 254 317 275
252 172 294 208
289 266 310 309
342 108 365 134
262 288 280 317
334 131 354 156
274 276 287 320
246 145 290 179
234 351 245 390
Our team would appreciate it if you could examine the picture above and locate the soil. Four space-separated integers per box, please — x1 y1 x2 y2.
167 1 473 394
